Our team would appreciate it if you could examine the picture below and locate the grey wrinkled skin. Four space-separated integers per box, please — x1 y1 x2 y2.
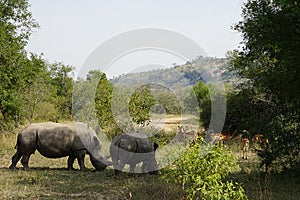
9 122 109 171
110 132 159 175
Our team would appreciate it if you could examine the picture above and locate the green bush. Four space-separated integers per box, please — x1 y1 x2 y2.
161 142 247 200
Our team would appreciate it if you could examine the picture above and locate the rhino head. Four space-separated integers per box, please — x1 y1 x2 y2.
90 155 112 171
75 122 112 171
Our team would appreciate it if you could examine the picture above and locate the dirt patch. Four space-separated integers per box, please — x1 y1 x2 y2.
150 116 198 133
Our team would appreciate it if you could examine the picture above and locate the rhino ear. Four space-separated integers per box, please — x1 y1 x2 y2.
153 142 159 151
93 136 101 149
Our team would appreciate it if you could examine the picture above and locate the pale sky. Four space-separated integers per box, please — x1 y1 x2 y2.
26 0 244 78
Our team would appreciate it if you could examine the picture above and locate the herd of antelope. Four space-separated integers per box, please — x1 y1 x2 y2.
177 126 270 160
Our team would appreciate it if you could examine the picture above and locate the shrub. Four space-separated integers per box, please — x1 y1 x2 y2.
161 141 247 199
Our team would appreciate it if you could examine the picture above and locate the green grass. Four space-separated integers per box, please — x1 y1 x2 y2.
1 131 300 199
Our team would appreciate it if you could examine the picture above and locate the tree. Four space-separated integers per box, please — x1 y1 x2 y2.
0 0 39 129
129 85 156 126
152 85 181 115
19 54 58 122
231 0 300 168
94 71 116 130
49 63 74 118
193 81 210 105
232 0 300 109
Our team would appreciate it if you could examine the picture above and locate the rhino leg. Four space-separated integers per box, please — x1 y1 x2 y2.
129 163 136 174
9 150 22 169
113 161 125 175
67 156 76 170
20 153 32 170
141 162 147 173
76 149 87 171
142 161 158 174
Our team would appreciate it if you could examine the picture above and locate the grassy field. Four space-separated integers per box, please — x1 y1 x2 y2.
1 124 300 199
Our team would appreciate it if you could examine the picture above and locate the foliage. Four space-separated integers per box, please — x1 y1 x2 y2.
162 142 247 200
0 0 75 130
19 55 57 122
0 0 39 46
93 71 123 136
49 62 74 119
183 70 204 85
233 0 300 107
78 70 159 136
94 71 114 127
129 85 156 125
193 81 209 103
196 82 226 131
150 85 181 115
230 0 300 169
0 0 39 128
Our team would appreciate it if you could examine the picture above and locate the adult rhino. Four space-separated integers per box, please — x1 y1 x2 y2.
110 132 159 175
9 122 110 171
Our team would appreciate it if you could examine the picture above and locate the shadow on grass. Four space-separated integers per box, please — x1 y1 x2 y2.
0 167 184 200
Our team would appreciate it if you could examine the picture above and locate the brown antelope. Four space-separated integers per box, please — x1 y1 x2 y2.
178 126 198 143
252 134 270 149
240 138 250 159
208 132 232 146
252 134 264 144
219 132 233 144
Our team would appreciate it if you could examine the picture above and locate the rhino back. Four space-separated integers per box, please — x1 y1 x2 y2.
135 138 154 153
37 127 78 158
120 133 153 153
110 133 155 164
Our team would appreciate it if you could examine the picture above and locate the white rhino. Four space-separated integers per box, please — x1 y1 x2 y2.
9 122 110 171
110 132 159 175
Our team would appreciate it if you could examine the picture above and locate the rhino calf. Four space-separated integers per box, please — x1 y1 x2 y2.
110 132 159 175
9 122 109 171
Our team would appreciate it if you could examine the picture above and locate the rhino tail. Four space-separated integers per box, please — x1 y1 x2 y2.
14 134 22 149
154 142 159 151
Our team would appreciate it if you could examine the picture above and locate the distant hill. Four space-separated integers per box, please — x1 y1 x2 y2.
111 57 235 89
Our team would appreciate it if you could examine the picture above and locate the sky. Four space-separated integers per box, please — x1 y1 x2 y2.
26 0 244 78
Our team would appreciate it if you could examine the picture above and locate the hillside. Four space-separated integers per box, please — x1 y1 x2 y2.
111 57 235 89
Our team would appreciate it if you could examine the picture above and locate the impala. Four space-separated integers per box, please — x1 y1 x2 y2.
240 138 250 159
252 134 270 149
252 134 264 144
208 132 233 145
